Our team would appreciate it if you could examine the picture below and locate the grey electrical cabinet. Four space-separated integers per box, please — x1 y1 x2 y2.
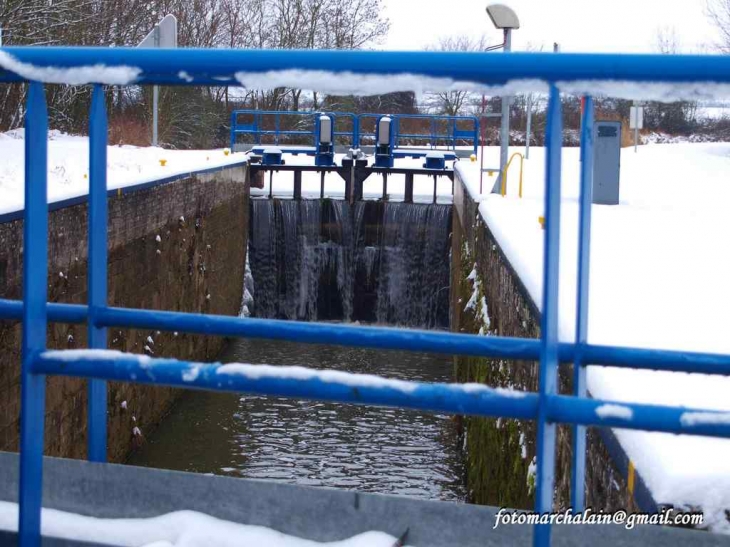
593 121 622 205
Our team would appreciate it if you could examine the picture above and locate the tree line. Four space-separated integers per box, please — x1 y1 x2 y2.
0 0 391 148
3 0 730 147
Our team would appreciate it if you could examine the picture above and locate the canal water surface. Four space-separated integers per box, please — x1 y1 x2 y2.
129 336 466 502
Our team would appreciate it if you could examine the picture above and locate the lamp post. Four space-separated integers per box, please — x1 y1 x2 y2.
486 5 520 194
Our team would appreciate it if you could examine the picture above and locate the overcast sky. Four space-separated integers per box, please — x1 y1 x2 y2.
381 0 719 54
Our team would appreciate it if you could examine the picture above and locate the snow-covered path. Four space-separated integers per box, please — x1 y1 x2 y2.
457 142 730 533
0 130 244 217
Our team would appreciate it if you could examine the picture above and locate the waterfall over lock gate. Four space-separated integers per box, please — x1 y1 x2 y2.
248 199 452 329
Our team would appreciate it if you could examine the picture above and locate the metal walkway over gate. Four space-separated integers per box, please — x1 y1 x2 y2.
230 109 480 160
1 47 730 547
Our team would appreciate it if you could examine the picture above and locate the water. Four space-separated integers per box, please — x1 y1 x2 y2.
129 337 467 502
248 199 452 328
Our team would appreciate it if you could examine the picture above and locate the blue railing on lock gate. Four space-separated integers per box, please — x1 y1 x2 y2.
229 109 358 150
230 109 480 157
2 47 730 547
356 112 479 156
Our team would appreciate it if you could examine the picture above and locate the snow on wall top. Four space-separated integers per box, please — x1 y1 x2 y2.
0 130 245 218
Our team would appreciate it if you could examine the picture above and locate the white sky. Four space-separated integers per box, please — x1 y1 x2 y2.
381 0 718 54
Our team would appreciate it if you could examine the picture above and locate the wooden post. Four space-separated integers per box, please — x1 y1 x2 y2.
293 169 302 200
404 172 414 203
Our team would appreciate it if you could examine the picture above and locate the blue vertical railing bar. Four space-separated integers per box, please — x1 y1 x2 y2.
87 84 109 462
533 86 563 547
571 96 595 511
18 82 49 547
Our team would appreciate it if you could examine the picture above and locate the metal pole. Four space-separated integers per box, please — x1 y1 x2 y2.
152 85 159 147
496 28 511 193
534 85 563 547
525 94 532 159
571 95 594 512
88 84 109 463
152 26 160 147
634 107 639 153
480 94 486 193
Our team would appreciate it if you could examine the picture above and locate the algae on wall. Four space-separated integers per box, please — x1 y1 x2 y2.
454 236 537 510
451 191 634 513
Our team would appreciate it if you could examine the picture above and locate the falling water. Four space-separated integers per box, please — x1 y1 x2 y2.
248 199 452 329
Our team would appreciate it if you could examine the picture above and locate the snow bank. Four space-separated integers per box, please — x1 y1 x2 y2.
0 130 245 217
0 501 400 547
456 142 730 532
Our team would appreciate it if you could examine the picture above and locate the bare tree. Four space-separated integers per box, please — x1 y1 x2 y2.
707 0 730 52
0 0 392 144
425 35 489 116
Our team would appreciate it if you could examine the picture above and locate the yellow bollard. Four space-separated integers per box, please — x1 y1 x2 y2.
159 159 167 167
223 148 231 156
538 216 545 229
470 154 477 162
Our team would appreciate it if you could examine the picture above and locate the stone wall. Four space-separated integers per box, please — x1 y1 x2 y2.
451 169 637 512
0 165 249 463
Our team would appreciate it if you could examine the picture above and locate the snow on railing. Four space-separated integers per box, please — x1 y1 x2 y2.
3 46 730 547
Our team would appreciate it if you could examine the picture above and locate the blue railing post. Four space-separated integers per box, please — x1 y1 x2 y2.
229 110 236 151
275 112 280 145
18 81 49 547
571 96 595 511
533 85 562 547
354 115 360 149
87 84 109 462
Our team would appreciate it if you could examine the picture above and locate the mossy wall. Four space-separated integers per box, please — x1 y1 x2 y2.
0 165 249 463
451 170 636 512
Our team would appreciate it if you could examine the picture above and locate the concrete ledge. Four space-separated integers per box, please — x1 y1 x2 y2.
0 453 726 546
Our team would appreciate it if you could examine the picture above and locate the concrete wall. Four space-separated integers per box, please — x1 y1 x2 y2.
0 165 249 463
451 170 641 512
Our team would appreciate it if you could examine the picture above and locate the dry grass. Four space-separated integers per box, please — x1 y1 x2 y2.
109 117 149 147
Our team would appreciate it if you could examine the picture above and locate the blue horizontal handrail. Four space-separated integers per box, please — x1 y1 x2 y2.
230 110 357 149
3 298 730 376
35 351 542 420
230 109 478 156
3 48 730 86
357 113 479 156
32 350 730 439
3 45 730 547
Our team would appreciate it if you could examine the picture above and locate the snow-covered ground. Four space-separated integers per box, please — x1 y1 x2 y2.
0 130 244 217
0 501 400 547
457 142 730 533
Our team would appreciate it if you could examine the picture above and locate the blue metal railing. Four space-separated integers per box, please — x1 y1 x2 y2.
358 113 479 155
230 110 358 150
2 47 730 547
231 109 479 157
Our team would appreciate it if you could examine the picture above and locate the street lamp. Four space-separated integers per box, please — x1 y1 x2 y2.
486 4 520 193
